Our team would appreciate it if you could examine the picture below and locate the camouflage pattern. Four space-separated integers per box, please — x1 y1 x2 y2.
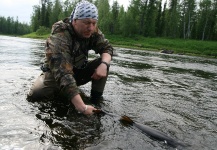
42 18 113 101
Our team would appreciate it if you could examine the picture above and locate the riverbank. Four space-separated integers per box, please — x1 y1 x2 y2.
22 32 217 58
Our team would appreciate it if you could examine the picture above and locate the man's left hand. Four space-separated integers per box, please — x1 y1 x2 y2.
91 63 108 80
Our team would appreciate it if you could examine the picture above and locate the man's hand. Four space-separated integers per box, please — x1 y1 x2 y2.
71 94 96 115
82 105 96 115
91 53 111 80
91 62 108 80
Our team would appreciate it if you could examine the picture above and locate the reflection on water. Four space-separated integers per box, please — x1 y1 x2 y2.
0 35 217 150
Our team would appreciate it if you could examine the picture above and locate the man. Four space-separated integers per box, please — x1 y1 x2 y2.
28 1 113 115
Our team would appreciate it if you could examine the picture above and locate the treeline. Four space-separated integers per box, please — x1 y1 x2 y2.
0 16 31 35
31 0 217 41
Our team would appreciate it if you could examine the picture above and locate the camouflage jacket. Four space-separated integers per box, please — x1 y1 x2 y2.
43 18 113 101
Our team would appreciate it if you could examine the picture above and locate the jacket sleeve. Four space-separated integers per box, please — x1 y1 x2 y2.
91 29 114 57
45 22 79 101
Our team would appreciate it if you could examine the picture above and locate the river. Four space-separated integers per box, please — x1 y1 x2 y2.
0 35 216 150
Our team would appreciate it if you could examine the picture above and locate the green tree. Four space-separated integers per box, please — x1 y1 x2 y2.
119 6 137 36
180 0 196 39
59 0 74 20
110 1 119 34
160 1 167 37
118 5 126 35
197 0 212 40
167 0 180 38
0 16 30 35
128 0 147 36
155 0 162 36
44 0 52 28
40 0 46 26
207 0 217 40
97 0 111 33
31 5 41 32
146 0 157 37
6 17 13 34
50 0 62 25
14 17 19 34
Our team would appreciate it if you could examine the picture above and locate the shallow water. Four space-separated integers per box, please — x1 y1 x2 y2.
0 35 216 150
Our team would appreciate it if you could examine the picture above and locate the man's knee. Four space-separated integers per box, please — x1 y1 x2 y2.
27 73 57 101
27 87 57 101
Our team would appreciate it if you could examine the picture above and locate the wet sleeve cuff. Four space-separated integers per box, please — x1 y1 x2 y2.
59 83 80 103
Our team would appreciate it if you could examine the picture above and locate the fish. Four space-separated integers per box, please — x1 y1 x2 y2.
120 115 188 148
94 109 190 148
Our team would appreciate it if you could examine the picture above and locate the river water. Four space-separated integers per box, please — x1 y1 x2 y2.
0 35 216 150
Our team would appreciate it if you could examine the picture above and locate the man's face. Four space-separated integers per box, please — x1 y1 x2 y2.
73 18 97 38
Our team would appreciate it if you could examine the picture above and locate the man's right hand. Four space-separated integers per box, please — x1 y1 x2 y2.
83 105 96 115
71 94 96 115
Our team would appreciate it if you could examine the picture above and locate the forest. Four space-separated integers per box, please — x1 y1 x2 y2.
0 16 31 35
0 0 217 41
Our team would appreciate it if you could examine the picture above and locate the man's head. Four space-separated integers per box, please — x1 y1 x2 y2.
71 1 98 38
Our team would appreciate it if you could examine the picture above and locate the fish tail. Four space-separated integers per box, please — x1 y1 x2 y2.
166 139 190 148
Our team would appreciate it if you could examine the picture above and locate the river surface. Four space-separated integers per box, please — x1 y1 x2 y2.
0 35 216 150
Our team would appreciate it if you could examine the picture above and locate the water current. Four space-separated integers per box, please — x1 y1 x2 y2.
0 35 216 150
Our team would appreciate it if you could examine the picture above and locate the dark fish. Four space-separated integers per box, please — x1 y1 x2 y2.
120 115 188 148
94 109 189 148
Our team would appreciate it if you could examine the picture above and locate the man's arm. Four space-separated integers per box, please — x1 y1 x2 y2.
47 29 95 115
91 53 112 80
71 94 96 115
101 52 112 63
70 53 112 115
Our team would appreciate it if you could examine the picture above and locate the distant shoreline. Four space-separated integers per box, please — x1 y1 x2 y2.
19 33 217 59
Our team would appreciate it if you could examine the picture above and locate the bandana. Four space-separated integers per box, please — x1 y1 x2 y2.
71 1 98 21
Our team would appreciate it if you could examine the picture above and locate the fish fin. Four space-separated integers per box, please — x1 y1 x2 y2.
120 115 134 125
